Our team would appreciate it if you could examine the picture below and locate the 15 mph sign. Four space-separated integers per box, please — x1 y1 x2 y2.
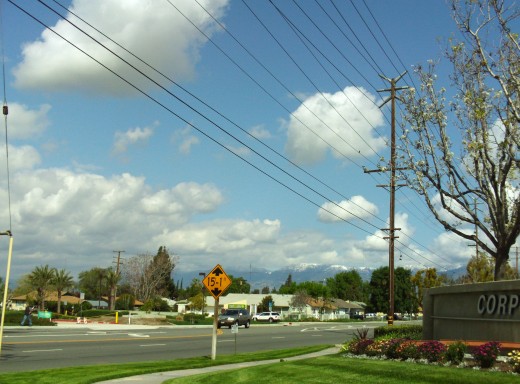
203 264 232 299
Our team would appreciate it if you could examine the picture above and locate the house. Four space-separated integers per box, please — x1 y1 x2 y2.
86 300 109 309
330 298 365 319
10 291 82 311
204 293 294 317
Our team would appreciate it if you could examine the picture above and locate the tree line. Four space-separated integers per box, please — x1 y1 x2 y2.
2 246 517 315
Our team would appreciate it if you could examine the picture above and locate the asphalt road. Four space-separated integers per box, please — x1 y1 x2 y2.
0 321 382 372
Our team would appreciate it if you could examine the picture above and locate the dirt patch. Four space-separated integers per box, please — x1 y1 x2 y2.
121 317 170 325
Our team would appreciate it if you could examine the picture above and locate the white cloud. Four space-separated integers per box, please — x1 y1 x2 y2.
284 86 387 165
112 125 154 154
248 125 271 140
318 195 378 223
13 0 230 95
172 127 200 154
431 231 474 267
2 167 225 277
5 103 51 139
0 144 41 173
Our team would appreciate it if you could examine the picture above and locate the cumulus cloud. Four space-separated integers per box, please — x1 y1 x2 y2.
112 125 154 155
248 125 271 140
6 103 51 139
172 126 200 154
362 212 414 252
1 167 225 276
318 195 378 223
0 145 41 173
284 86 387 165
13 0 229 95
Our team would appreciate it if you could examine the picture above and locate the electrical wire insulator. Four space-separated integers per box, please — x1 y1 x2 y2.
2 105 7 116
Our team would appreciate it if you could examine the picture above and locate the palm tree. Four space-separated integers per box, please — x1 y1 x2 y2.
28 265 56 310
51 269 74 314
105 268 121 310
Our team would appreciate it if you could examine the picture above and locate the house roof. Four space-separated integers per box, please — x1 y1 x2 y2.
11 291 82 304
306 298 337 310
331 298 364 310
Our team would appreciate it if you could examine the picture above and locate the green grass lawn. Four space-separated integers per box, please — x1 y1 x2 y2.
0 345 518 384
166 355 519 384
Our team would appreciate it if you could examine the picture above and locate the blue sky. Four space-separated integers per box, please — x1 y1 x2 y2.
0 0 507 283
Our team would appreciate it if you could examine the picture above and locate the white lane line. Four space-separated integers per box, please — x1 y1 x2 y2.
218 340 235 343
23 349 63 353
129 333 150 338
140 344 166 347
272 337 285 339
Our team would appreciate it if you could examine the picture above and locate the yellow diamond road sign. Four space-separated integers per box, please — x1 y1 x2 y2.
203 264 232 299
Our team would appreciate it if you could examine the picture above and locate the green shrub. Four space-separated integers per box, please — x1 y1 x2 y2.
445 341 467 365
374 324 422 339
115 294 135 310
183 313 206 324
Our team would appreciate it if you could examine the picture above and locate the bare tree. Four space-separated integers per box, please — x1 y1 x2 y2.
289 289 310 318
121 250 175 302
399 0 519 280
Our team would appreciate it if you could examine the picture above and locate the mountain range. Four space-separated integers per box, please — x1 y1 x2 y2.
175 263 467 291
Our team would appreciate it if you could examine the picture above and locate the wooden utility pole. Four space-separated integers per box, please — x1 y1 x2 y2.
365 72 408 326
112 250 125 308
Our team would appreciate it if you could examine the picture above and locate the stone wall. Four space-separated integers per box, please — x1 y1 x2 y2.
423 280 520 342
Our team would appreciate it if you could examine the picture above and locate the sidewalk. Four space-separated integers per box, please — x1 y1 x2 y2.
95 346 342 384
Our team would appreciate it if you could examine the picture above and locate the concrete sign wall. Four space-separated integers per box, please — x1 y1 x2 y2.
423 280 520 342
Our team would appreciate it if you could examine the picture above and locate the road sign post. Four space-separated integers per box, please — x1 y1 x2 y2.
203 264 232 360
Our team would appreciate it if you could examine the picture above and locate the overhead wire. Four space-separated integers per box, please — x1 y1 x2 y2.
47 0 388 228
325 0 479 262
16 0 462 271
271 0 389 151
166 0 375 171
20 0 388 236
317 0 472 268
48 0 385 227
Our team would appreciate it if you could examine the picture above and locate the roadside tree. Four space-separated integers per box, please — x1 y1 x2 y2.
399 0 519 280
121 248 176 302
326 270 363 301
28 264 56 310
51 269 74 314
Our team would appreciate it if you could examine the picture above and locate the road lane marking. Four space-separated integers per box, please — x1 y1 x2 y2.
23 349 63 353
129 333 150 338
140 344 166 347
4 333 212 345
272 336 285 339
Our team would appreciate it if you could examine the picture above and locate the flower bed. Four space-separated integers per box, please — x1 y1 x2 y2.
343 338 518 373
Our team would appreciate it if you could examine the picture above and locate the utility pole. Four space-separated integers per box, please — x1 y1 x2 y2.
365 72 408 326
112 250 125 308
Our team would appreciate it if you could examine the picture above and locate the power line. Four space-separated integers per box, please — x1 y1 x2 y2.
10 0 386 238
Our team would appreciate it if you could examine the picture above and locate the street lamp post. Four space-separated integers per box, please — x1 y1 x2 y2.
199 272 206 316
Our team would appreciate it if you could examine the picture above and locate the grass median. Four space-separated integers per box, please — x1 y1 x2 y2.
166 355 520 384
0 345 329 384
1 345 518 384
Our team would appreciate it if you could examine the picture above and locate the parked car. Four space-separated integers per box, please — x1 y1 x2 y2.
252 311 280 323
218 309 251 329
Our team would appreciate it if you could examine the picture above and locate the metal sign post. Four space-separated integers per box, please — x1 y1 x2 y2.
203 264 232 360
211 297 219 360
